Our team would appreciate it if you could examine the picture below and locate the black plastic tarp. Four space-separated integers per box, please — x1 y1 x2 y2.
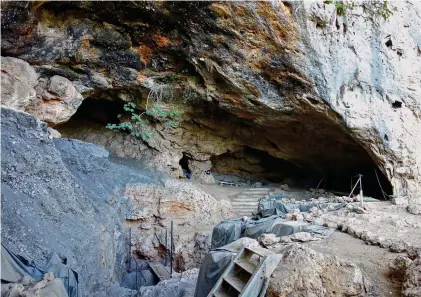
194 238 253 297
211 216 311 248
1 244 81 297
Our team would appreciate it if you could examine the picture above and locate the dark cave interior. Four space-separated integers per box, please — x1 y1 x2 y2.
59 97 393 199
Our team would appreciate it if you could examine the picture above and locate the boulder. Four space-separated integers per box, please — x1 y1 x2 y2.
258 233 279 247
289 232 319 242
1 56 38 109
268 245 369 297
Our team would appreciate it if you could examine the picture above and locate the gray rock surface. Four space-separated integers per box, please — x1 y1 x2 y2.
121 270 157 291
1 56 38 109
0 107 160 297
268 244 376 297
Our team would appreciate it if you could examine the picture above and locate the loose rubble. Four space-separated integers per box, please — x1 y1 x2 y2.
1 273 68 297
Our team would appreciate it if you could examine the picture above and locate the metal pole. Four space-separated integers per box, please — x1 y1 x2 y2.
135 260 138 291
359 175 364 207
170 221 174 277
349 177 360 198
315 178 323 191
165 229 168 266
128 228 132 272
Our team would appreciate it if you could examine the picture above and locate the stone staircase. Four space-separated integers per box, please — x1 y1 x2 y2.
231 188 271 217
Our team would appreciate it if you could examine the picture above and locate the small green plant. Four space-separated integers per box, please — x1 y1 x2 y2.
106 102 180 141
325 1 392 20
160 73 181 83
361 0 393 20
144 68 154 75
183 86 200 102
335 2 347 16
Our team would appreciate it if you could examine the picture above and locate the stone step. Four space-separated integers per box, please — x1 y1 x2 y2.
242 189 271 193
232 209 257 213
233 196 266 200
232 212 256 216
234 194 266 198
232 198 262 203
231 202 259 206
233 205 258 210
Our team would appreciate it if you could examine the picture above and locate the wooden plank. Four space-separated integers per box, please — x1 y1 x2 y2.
213 289 236 297
149 263 171 281
234 260 257 275
223 275 247 293
244 246 274 257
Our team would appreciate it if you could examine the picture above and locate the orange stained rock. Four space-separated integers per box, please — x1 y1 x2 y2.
236 112 257 120
257 1 296 45
136 44 153 66
209 3 232 18
163 201 193 216
223 93 248 109
136 72 146 82
153 34 170 47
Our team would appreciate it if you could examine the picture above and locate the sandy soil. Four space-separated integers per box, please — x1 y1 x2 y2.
306 232 404 296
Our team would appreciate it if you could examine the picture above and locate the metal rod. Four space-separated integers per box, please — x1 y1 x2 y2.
128 228 132 272
359 176 364 207
165 229 168 266
349 177 361 198
135 260 139 291
170 221 174 277
315 178 323 191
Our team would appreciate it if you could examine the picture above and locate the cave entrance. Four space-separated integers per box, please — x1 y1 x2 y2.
179 153 192 176
210 146 392 199
56 97 127 136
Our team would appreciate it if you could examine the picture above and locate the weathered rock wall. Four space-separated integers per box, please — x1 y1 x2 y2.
1 1 420 211
0 107 230 296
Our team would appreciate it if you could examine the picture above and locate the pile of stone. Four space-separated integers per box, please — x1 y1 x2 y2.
258 232 321 249
1 273 68 297
389 255 421 297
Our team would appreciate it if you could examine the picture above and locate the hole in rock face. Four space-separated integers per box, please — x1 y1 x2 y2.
179 153 191 175
385 38 393 48
392 101 402 108
57 97 126 133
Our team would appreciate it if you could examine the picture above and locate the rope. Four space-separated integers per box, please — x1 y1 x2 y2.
373 166 389 201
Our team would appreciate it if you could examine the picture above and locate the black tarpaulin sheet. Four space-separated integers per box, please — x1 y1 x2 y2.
1 244 80 297
194 238 255 297
211 216 309 248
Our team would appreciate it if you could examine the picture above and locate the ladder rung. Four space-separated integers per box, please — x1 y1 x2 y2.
234 260 257 274
223 275 247 293
244 246 274 257
213 290 235 297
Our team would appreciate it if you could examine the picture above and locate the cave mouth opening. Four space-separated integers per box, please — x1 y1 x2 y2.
210 146 392 199
56 97 127 135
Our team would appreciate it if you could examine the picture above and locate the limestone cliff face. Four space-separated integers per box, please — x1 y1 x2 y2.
1 1 420 212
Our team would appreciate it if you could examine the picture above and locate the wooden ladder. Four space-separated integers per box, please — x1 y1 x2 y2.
207 246 282 297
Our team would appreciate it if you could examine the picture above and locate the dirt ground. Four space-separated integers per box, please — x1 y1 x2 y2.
321 202 421 249
306 232 404 296
190 179 420 297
